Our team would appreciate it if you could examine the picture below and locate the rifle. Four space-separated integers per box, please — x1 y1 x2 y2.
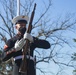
19 3 36 74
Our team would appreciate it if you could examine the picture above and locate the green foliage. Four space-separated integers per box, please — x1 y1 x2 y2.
73 39 76 42
0 50 2 53
71 53 76 61
72 40 76 74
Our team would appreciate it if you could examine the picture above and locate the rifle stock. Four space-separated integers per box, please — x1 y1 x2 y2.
19 3 36 73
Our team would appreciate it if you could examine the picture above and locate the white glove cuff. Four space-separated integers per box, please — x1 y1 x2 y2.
24 33 33 42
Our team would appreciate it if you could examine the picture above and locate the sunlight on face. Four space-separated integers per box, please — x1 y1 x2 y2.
15 22 26 30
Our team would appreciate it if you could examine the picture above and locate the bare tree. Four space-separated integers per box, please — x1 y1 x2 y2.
0 0 76 75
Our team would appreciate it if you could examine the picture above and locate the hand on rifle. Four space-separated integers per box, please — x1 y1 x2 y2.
14 33 33 51
23 32 33 42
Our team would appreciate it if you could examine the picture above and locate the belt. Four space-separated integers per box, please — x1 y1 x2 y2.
14 55 34 61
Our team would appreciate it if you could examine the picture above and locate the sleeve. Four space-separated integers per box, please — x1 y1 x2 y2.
4 39 15 52
33 37 50 49
2 39 15 61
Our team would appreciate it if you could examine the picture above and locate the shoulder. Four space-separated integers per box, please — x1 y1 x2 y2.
7 35 17 43
6 35 18 46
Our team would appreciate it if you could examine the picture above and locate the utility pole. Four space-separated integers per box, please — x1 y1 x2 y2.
17 0 20 16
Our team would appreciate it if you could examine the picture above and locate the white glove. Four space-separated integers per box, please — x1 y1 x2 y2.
23 32 33 42
14 38 26 51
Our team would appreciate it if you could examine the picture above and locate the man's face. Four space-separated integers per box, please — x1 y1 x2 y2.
15 22 26 34
15 22 26 30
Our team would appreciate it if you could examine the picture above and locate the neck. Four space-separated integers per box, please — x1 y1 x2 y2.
17 32 23 37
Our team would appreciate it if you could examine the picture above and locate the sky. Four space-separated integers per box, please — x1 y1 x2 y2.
12 0 76 75
53 0 76 75
50 1 76 75
34 0 76 75
52 0 76 16
0 0 76 75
